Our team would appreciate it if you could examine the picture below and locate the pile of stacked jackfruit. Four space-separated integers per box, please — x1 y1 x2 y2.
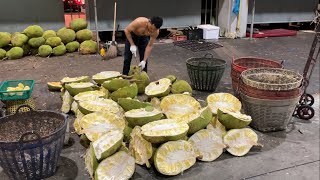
48 68 262 179
0 19 97 60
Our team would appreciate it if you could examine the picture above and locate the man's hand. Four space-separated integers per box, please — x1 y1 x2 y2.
138 60 146 70
130 45 137 57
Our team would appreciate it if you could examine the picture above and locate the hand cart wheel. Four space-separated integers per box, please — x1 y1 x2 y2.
296 105 315 120
299 93 315 106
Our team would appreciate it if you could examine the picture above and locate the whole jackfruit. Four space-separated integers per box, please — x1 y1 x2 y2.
23 25 44 38
76 29 93 42
0 32 11 48
57 28 76 44
46 37 62 47
38 45 52 57
0 48 6 59
28 37 45 48
6 47 23 60
11 33 28 47
66 41 80 53
21 44 31 56
70 18 88 32
171 80 193 94
79 40 97 54
53 44 66 56
42 30 57 40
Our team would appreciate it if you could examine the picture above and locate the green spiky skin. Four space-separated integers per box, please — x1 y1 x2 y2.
187 106 212 134
61 76 90 85
79 40 97 54
65 83 94 96
28 37 45 48
118 98 151 111
70 18 88 32
171 80 193 94
42 30 57 40
23 25 44 38
217 109 252 129
80 134 91 148
128 66 141 76
123 124 133 143
76 29 93 42
133 71 150 94
46 37 62 47
102 79 130 92
0 32 11 48
57 28 76 44
38 45 52 57
53 44 67 56
147 87 171 98
6 47 23 60
126 113 164 127
142 130 188 144
11 33 28 47
0 48 6 59
165 75 177 83
21 44 30 56
66 41 80 53
110 83 138 102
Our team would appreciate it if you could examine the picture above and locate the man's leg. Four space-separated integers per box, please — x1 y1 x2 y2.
122 40 132 75
138 37 150 72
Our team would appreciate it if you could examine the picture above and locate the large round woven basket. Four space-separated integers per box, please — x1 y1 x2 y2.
240 93 300 132
241 68 303 91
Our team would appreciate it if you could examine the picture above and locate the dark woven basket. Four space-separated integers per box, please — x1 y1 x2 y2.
0 106 67 180
186 53 226 91
240 93 300 132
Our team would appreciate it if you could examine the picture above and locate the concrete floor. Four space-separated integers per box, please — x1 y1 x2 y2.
0 32 319 180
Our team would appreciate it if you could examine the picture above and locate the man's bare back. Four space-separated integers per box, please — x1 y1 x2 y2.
126 17 159 37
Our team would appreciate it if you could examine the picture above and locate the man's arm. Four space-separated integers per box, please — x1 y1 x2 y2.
124 22 136 46
143 32 158 62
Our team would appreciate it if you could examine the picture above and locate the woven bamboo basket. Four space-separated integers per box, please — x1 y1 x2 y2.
241 68 302 91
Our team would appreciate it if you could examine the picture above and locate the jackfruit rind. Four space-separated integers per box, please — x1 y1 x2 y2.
47 82 62 91
28 37 45 48
128 65 141 76
125 107 163 127
80 40 98 54
21 44 31 56
102 78 129 91
76 29 93 42
206 93 242 114
57 28 76 44
23 25 44 38
61 90 73 114
95 151 135 180
69 18 88 32
66 41 80 53
154 140 196 176
145 78 172 97
171 80 192 94
188 129 226 161
73 90 106 102
53 44 66 56
42 30 57 40
6 47 23 60
110 83 138 102
0 32 11 48
133 71 150 94
186 106 212 134
78 98 123 115
217 108 252 129
92 130 123 161
129 126 153 167
223 128 259 156
160 94 201 121
38 45 52 57
46 37 62 47
0 48 6 59
65 82 94 96
84 145 99 179
11 33 28 47
165 75 177 83
141 119 189 144
93 71 121 85
118 97 151 111
61 76 90 84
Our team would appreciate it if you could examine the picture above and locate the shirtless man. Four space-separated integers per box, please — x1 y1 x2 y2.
122 16 163 75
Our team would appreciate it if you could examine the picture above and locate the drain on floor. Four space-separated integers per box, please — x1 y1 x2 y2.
173 40 223 52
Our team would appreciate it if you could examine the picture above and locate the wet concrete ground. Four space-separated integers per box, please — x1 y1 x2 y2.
0 32 319 179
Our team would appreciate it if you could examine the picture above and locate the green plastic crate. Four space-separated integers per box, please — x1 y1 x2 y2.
0 80 35 101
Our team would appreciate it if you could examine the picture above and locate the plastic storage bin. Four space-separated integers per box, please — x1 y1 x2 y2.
197 25 220 39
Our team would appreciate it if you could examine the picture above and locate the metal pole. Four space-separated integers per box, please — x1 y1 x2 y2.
205 0 207 24
250 0 255 39
94 0 100 54
210 0 213 24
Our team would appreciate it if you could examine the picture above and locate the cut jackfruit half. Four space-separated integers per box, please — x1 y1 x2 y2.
217 108 252 129
125 107 163 127
206 116 227 137
47 81 62 91
78 98 123 115
102 78 130 92
206 93 241 115
92 71 121 85
110 83 138 102
92 130 123 161
145 78 172 97
61 90 73 114
160 94 201 120
95 151 135 180
129 126 153 167
223 128 259 156
61 76 89 84
80 111 125 142
65 82 94 96
118 97 151 111
141 119 189 144
73 90 106 102
188 129 226 162
154 140 197 176
84 145 99 179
